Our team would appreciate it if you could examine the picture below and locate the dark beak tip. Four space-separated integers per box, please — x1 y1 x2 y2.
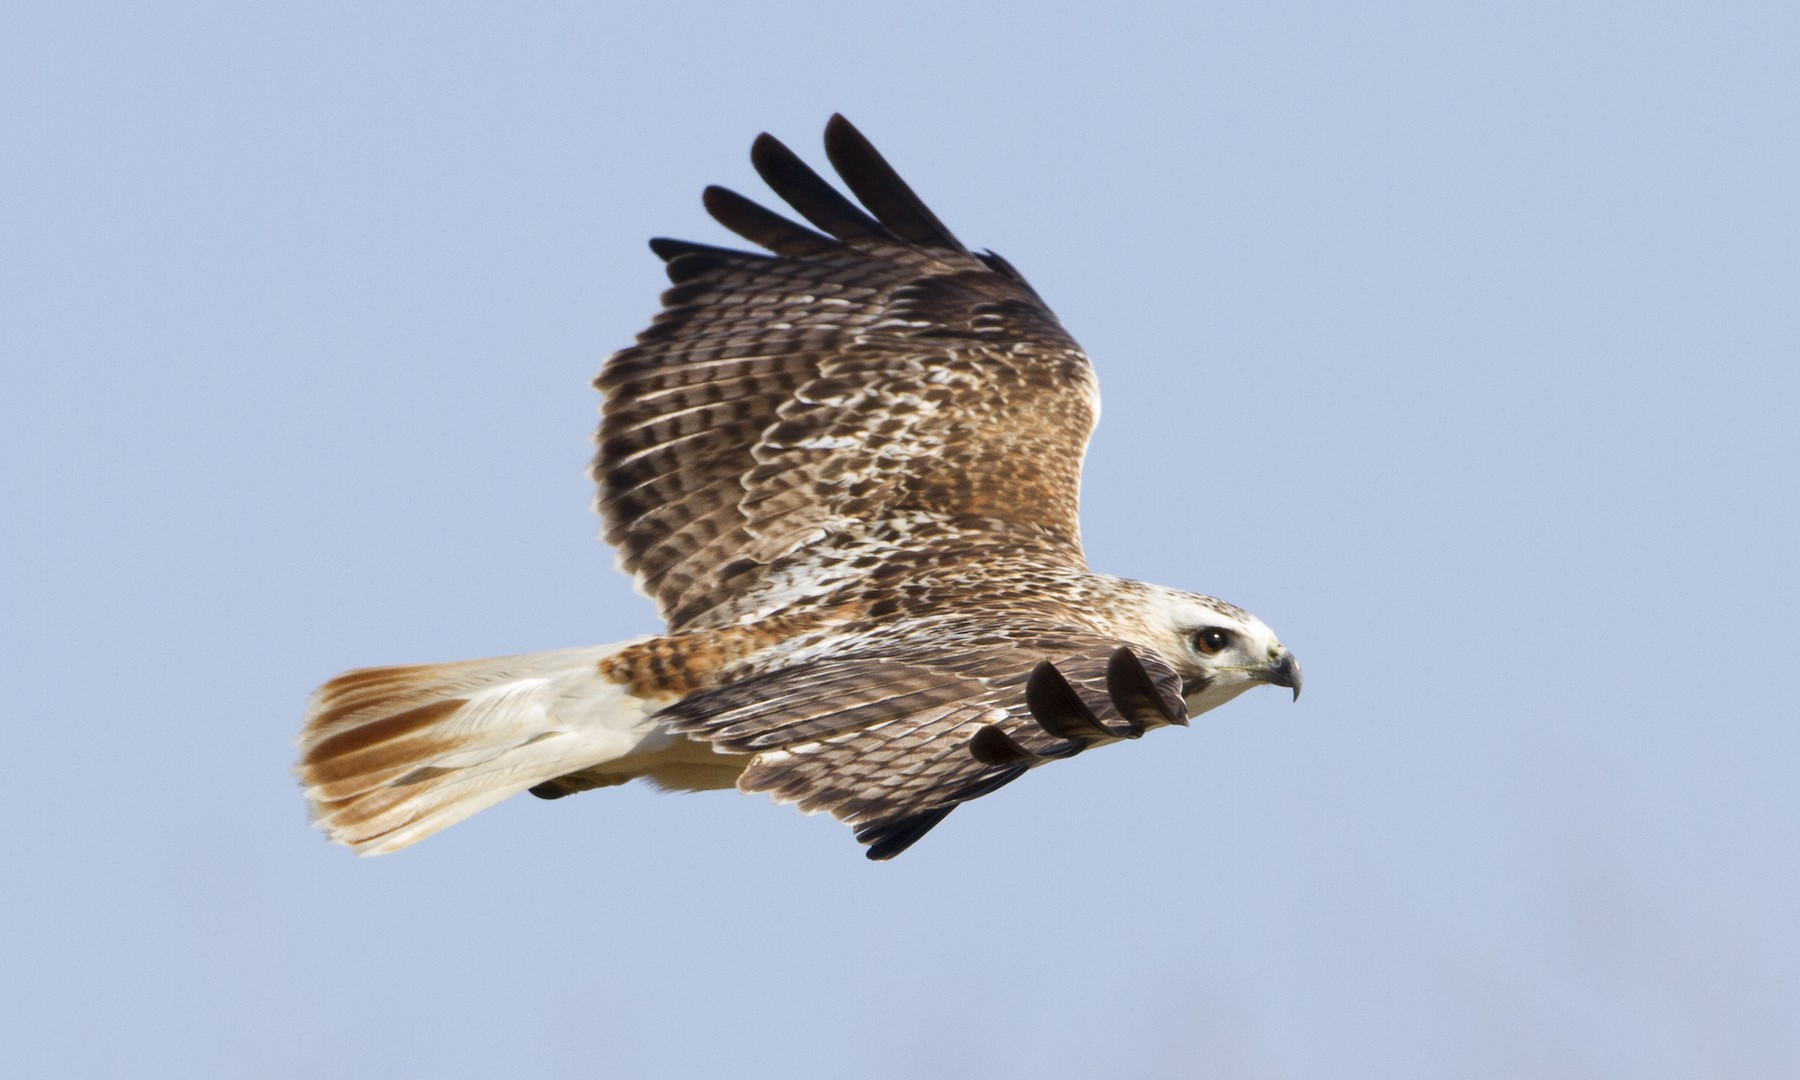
1268 653 1302 702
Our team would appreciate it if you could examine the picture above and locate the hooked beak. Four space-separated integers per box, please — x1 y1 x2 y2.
1262 651 1302 701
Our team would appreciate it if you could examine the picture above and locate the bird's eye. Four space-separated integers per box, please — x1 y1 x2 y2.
1192 628 1231 655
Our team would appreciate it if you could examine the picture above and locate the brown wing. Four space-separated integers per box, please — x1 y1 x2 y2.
655 622 1190 860
597 116 1099 630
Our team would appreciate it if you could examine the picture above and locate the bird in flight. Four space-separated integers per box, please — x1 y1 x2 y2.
297 115 1301 860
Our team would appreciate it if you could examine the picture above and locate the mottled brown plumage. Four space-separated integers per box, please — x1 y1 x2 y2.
296 116 1300 861
596 117 1094 631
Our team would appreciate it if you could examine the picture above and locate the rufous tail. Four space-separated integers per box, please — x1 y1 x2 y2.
296 643 671 855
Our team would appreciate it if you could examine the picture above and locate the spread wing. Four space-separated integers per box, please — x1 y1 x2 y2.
656 622 1189 860
596 115 1099 630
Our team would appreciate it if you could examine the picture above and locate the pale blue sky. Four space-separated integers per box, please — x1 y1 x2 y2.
4 3 1797 1077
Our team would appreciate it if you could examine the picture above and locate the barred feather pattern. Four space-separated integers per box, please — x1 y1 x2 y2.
656 609 1191 860
596 117 1098 631
581 116 1225 857
299 115 1296 863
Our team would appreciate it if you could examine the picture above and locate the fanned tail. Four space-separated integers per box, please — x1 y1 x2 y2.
296 643 673 855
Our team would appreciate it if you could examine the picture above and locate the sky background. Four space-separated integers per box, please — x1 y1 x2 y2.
4 3 1797 1077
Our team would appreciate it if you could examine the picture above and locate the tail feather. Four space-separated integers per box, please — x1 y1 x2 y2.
297 643 675 855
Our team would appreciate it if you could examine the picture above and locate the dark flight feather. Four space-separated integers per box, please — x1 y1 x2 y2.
749 132 891 242
701 185 840 257
822 114 966 250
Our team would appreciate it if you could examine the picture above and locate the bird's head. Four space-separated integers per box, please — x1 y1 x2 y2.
1134 584 1301 717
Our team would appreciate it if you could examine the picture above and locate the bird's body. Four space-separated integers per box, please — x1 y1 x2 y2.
297 116 1299 860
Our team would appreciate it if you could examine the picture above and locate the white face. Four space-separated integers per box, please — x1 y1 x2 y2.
1138 586 1300 717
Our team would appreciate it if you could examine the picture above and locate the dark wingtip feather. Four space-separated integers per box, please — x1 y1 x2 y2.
660 251 730 284
647 236 766 262
1105 646 1188 729
1025 660 1115 743
859 805 956 861
954 764 1028 802
970 725 1038 765
701 185 839 257
822 115 965 251
751 131 890 243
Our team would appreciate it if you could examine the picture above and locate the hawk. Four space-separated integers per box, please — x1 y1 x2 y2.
297 116 1301 861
